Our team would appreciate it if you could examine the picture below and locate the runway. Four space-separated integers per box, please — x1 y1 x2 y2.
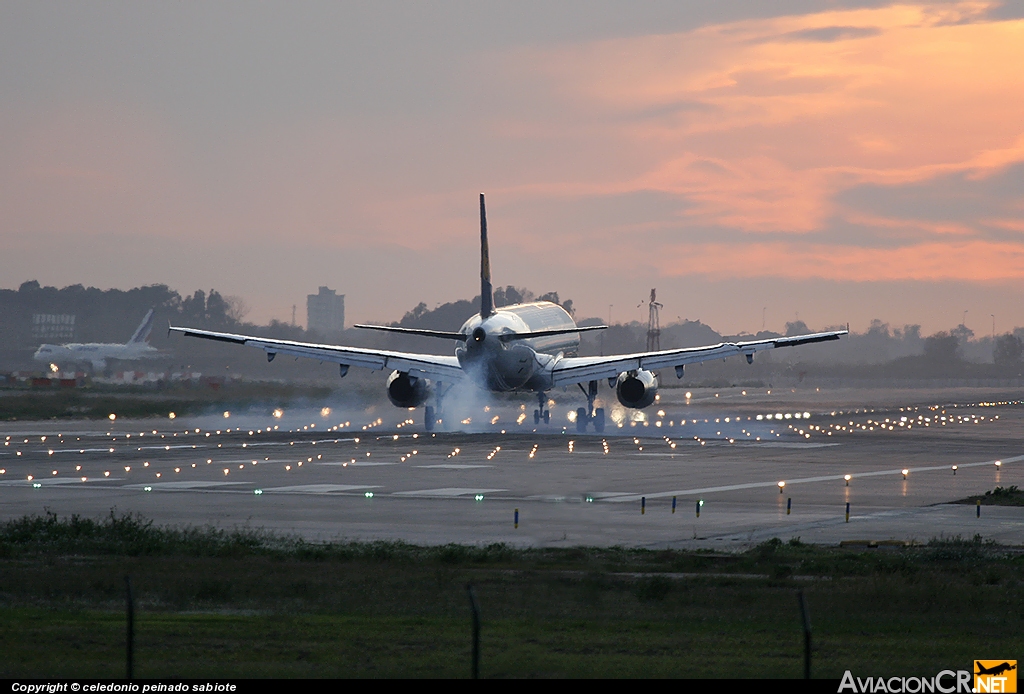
1 387 1022 548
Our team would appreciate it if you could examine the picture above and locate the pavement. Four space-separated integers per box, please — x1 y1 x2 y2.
1 386 1022 548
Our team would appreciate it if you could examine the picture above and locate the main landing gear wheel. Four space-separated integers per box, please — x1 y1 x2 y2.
575 380 602 432
535 392 550 425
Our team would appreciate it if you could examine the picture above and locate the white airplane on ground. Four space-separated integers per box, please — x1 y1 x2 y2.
170 196 847 432
34 309 159 372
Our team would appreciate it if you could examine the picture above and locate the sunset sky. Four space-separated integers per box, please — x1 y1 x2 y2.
2 1 1023 335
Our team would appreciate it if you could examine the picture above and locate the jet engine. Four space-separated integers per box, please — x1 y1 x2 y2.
386 370 432 408
615 369 658 409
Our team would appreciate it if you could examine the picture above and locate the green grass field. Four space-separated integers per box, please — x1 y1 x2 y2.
0 512 1020 678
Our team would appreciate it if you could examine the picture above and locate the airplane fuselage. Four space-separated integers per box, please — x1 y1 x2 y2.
33 343 158 367
455 301 577 392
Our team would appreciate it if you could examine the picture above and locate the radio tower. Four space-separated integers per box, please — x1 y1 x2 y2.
646 288 662 352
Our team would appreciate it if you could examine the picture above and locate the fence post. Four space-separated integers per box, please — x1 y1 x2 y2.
798 590 811 679
125 575 135 680
466 584 480 679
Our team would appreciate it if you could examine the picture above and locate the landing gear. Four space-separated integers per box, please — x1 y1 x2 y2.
534 391 550 426
575 380 605 433
425 381 451 432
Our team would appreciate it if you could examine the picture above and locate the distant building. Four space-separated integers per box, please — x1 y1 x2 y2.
306 287 345 338
32 313 76 341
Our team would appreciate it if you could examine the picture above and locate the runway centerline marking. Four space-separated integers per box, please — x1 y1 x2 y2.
317 462 395 467
122 481 248 490
393 487 507 497
1 478 125 486
416 464 493 470
263 484 381 494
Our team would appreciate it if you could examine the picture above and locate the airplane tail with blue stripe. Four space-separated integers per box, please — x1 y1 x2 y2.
128 309 156 344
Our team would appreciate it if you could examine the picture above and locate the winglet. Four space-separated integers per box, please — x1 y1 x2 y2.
480 193 493 318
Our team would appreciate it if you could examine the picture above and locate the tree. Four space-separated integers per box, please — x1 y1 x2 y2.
785 320 809 337
994 334 1023 369
923 331 961 365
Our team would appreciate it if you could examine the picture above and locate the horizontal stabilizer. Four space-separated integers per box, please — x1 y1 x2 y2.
498 325 607 342
355 324 469 341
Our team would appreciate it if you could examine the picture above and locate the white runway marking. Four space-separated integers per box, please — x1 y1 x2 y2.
263 484 381 494
605 454 1024 502
122 481 248 490
393 487 507 497
587 492 640 499
416 464 493 470
735 442 840 449
0 477 124 486
317 462 396 467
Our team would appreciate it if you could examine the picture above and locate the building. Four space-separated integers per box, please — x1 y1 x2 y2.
306 287 345 338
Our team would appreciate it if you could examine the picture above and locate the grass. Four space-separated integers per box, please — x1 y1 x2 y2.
1 512 1022 678
953 485 1024 506
0 381 334 420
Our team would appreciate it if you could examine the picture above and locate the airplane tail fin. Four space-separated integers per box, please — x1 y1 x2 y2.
128 309 156 344
480 193 494 319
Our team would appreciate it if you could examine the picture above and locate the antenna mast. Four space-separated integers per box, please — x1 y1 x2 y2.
646 288 662 352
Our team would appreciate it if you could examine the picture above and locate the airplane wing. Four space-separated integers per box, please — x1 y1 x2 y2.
550 330 848 387
168 326 464 381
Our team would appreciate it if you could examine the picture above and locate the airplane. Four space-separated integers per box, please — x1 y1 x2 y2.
976 663 1016 676
169 195 847 433
34 309 160 373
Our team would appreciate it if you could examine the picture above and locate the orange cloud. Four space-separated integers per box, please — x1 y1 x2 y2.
502 0 1024 277
654 239 1024 283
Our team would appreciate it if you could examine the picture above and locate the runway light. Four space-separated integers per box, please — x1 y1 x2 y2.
778 481 786 493
364 491 374 498
995 460 1002 468
952 465 958 475
844 474 851 486
902 469 909 479
144 486 152 492
254 489 263 495
108 414 116 420
168 412 176 419
475 494 484 501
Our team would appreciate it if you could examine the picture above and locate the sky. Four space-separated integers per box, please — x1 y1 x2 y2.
2 1 1023 336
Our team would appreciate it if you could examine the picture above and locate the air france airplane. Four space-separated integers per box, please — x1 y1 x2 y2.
34 309 159 372
170 196 847 432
